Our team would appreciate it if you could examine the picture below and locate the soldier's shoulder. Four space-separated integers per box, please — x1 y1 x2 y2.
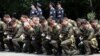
30 27 34 32
89 26 94 32
17 24 22 28
68 23 73 27
0 21 4 24
97 24 100 28
16 20 22 24
73 26 79 30
56 24 61 30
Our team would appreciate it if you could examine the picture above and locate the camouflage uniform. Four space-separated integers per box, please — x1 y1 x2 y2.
60 23 75 55
0 20 6 51
31 24 43 54
91 21 100 51
11 24 22 52
80 25 95 54
21 27 34 53
48 24 62 55
3 21 15 51
41 24 53 55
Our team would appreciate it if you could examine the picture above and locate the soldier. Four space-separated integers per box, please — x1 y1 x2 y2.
3 14 12 24
30 4 37 18
9 18 22 52
56 2 64 22
48 19 62 55
90 20 100 52
0 18 6 51
60 19 76 55
80 21 96 54
11 17 21 25
21 22 34 53
76 18 83 28
49 2 56 19
68 19 77 27
41 19 59 55
20 15 32 26
31 17 43 54
3 14 15 51
3 17 22 52
40 19 53 55
36 2 43 18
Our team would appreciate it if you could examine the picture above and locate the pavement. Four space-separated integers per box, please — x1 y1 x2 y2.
0 52 100 56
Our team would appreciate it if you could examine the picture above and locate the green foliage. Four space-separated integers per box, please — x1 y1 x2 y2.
87 12 96 20
0 0 32 14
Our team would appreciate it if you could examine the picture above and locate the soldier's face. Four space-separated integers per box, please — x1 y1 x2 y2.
30 21 35 27
62 20 68 26
12 23 17 28
49 4 52 8
20 17 27 22
83 24 88 29
31 5 35 9
43 21 47 26
77 21 81 26
32 17 39 24
57 4 61 8
50 20 56 26
34 19 39 24
24 25 30 30
91 22 97 27
4 17 11 23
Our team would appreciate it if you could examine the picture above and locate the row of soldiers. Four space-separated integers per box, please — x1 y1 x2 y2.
0 14 100 55
30 2 64 20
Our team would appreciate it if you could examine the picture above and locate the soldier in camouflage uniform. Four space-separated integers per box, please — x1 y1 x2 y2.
9 18 22 52
80 21 96 54
0 18 6 51
16 22 34 53
68 18 81 54
40 19 53 55
3 14 15 51
3 17 23 52
60 19 75 55
48 19 62 55
31 17 43 54
90 20 100 52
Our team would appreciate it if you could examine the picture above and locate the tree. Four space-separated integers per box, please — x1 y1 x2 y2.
0 0 100 19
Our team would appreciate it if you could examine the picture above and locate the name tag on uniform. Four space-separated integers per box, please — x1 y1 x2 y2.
41 33 45 37
59 34 63 38
50 12 52 14
4 32 7 35
32 36 35 40
32 11 34 13
80 41 83 44
79 36 83 40
20 34 25 40
7 35 12 39
46 35 51 40
32 37 35 40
